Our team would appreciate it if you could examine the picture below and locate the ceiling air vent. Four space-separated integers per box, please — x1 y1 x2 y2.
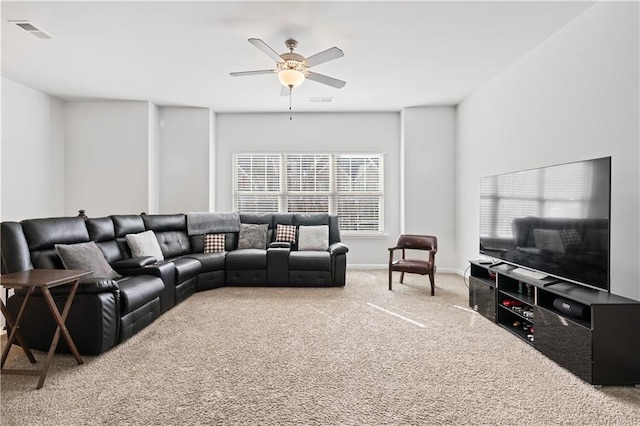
11 21 53 39
308 97 334 103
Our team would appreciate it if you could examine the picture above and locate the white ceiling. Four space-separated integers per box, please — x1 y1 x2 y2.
1 1 596 113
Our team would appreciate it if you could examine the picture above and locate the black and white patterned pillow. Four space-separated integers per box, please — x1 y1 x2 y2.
204 233 226 253
560 229 581 252
275 224 297 243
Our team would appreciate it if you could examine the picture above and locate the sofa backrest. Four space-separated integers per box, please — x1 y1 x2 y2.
86 217 124 263
1 222 34 274
110 215 146 259
240 213 277 245
293 213 341 245
142 214 191 258
239 212 341 248
189 232 238 252
21 217 90 269
0 211 344 273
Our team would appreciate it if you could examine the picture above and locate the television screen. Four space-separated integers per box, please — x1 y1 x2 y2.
479 157 611 291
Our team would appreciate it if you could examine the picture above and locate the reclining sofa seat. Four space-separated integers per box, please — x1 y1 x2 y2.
1 217 164 354
288 213 347 286
224 213 274 286
140 214 200 305
193 212 348 287
1 211 349 356
105 214 179 314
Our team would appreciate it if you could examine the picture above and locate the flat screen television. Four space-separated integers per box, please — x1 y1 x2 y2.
479 157 611 291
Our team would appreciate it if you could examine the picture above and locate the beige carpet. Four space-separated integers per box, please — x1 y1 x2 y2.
1 270 639 425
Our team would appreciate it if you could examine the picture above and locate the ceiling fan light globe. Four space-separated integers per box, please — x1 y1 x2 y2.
278 69 305 88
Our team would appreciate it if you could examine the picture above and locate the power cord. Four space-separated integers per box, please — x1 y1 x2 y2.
463 264 470 288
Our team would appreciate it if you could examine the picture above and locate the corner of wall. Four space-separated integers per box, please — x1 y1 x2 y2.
148 102 160 214
209 109 216 212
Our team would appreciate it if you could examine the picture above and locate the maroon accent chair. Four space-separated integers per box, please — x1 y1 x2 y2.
388 235 438 295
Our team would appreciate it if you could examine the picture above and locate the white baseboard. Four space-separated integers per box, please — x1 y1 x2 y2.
347 264 388 270
348 264 462 275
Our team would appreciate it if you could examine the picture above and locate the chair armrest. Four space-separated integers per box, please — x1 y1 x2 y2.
111 256 157 269
269 242 291 249
388 246 401 252
329 242 349 256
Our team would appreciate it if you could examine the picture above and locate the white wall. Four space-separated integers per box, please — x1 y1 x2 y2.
64 101 155 217
0 78 66 322
457 1 640 300
1 77 65 221
159 107 211 213
402 106 457 270
215 112 401 266
209 110 217 212
148 104 160 214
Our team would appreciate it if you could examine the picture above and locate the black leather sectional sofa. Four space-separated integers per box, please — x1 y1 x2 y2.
1 212 348 355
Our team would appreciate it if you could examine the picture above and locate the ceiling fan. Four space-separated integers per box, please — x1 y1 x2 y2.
230 38 346 94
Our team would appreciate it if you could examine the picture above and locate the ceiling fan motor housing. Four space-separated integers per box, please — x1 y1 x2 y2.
278 52 307 72
285 39 298 51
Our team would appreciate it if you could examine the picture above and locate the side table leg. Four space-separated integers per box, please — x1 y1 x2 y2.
0 299 36 364
1 287 37 368
56 280 83 364
38 282 83 389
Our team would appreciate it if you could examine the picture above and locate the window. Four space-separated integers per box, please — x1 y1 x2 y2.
233 153 384 232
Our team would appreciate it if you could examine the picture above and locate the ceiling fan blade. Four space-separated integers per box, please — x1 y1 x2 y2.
230 70 276 77
305 71 346 89
304 47 344 67
248 38 283 63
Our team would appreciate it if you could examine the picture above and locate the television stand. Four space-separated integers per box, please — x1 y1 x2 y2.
468 260 640 386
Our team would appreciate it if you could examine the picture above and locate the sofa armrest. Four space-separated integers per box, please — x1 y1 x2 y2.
269 242 291 249
111 256 157 270
267 247 290 285
23 277 120 297
329 242 349 256
112 261 176 313
114 260 175 279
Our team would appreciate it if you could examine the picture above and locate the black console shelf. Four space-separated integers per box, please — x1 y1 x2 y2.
468 263 496 322
468 260 640 386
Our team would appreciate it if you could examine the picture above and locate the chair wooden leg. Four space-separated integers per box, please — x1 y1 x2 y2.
388 269 393 290
400 272 405 283
429 272 435 296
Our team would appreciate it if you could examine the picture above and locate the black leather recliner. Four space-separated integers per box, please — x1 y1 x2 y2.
1 217 164 354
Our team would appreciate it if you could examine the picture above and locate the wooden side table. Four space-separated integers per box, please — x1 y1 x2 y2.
1 269 92 389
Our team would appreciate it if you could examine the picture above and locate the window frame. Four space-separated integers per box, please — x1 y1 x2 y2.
233 152 385 234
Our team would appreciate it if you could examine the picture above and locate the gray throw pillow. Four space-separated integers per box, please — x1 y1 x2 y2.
533 229 565 254
298 225 329 251
55 241 121 279
125 230 164 261
237 223 268 249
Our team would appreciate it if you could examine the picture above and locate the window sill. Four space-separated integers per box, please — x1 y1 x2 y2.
341 232 389 239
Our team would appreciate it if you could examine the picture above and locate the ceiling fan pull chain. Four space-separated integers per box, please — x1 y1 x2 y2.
289 86 293 120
